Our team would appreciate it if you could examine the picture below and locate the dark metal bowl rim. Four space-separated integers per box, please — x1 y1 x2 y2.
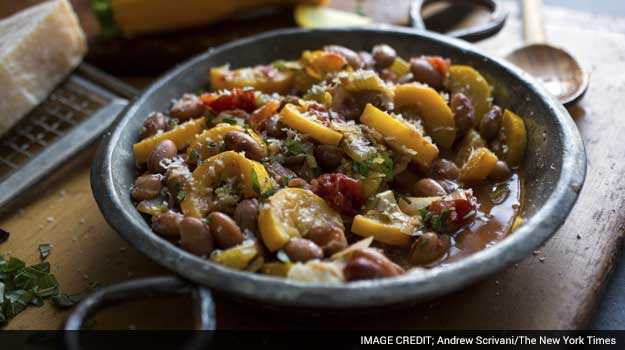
92 26 586 309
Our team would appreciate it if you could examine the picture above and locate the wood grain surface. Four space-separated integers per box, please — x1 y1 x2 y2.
1 1 625 330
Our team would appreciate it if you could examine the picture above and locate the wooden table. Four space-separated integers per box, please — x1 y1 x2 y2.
2 1 625 330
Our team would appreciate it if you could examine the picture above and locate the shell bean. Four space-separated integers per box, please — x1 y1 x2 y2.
131 174 162 201
142 112 167 138
179 217 214 256
305 226 347 256
209 212 245 249
410 57 443 89
147 140 177 174
479 106 503 141
372 44 397 69
414 178 447 197
223 130 266 161
409 232 451 265
170 94 205 121
450 93 474 135
284 237 323 262
233 199 260 236
151 211 183 238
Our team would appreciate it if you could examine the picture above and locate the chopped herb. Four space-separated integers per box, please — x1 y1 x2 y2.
261 188 276 199
272 61 286 70
39 243 51 260
379 155 394 180
352 161 369 177
189 148 200 163
0 228 8 244
285 140 304 156
219 143 227 152
431 209 449 232
204 216 211 225
208 142 217 148
0 254 61 324
177 191 186 202
280 176 290 187
222 117 237 125
251 169 261 196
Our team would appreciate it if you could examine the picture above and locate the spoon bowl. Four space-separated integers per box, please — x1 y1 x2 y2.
506 43 589 106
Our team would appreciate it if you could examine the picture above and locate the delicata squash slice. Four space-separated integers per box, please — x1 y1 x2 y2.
130 44 529 283
181 151 272 218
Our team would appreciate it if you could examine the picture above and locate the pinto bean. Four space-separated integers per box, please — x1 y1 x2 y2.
142 112 167 138
314 145 344 171
409 232 451 265
131 174 162 201
209 212 244 249
223 131 266 161
233 199 260 236
488 160 512 181
450 93 474 135
170 94 205 121
264 117 287 138
179 217 214 256
410 57 443 89
358 51 376 70
414 178 447 197
324 45 363 69
431 158 460 180
152 211 183 238
351 248 404 277
305 226 347 256
343 257 386 281
372 44 397 69
479 106 503 141
284 238 323 262
147 140 177 174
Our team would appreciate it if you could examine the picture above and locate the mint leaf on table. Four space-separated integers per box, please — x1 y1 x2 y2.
39 243 51 260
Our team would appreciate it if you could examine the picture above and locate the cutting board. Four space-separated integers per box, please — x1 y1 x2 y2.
1 1 625 330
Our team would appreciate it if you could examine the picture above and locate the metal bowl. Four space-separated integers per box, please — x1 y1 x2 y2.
91 27 586 309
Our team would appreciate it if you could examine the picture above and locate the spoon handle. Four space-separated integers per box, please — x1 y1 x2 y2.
522 0 545 44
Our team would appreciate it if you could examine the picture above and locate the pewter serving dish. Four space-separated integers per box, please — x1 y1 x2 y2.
88 27 586 314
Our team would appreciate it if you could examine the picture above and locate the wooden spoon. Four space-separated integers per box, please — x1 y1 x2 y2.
505 0 589 106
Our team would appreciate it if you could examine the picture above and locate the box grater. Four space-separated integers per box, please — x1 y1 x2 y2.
0 63 139 211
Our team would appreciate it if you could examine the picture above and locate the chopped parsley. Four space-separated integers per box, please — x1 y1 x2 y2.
176 190 186 202
272 61 286 70
188 148 200 163
280 176 290 187
352 161 370 177
285 140 304 156
222 116 238 125
352 155 393 179
419 207 449 233
38 243 51 260
251 169 261 196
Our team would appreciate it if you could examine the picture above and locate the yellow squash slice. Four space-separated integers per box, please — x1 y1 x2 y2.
181 151 272 218
210 240 260 270
459 147 499 182
210 65 293 94
259 188 343 252
445 65 492 124
302 50 350 80
351 191 420 246
359 103 439 169
455 129 487 165
186 124 265 162
499 109 527 166
394 84 456 149
133 117 206 164
279 103 343 146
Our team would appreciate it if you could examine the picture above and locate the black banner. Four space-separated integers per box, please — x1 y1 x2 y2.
0 331 624 350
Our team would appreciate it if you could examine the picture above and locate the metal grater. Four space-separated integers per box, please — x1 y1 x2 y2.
0 63 139 211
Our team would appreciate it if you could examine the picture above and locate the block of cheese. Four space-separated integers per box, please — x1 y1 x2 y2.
0 0 87 136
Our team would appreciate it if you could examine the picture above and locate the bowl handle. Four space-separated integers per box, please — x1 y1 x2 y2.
64 276 215 347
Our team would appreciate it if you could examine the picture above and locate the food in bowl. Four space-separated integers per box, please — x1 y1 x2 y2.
130 44 527 284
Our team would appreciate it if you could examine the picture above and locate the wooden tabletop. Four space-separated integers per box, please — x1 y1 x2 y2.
2 1 625 330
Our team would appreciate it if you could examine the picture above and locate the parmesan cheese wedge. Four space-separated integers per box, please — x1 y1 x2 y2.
0 0 87 135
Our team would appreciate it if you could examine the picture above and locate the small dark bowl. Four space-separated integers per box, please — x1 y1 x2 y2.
92 27 586 309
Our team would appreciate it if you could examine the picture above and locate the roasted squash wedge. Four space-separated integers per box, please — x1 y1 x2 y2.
210 240 260 270
302 50 350 80
394 84 456 149
210 65 293 94
133 117 206 164
181 151 272 217
259 188 343 252
445 65 492 124
455 129 487 165
360 103 439 169
459 147 499 182
279 103 343 145
499 109 527 166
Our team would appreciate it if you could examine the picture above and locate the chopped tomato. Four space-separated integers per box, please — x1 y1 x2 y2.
424 56 451 76
200 88 257 113
311 173 365 216
249 100 280 131
422 190 477 233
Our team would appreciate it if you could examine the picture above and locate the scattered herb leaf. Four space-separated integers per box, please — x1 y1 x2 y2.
352 161 369 177
285 140 304 156
39 244 51 260
52 292 85 309
189 148 200 163
177 191 186 202
251 169 261 196
222 116 238 125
